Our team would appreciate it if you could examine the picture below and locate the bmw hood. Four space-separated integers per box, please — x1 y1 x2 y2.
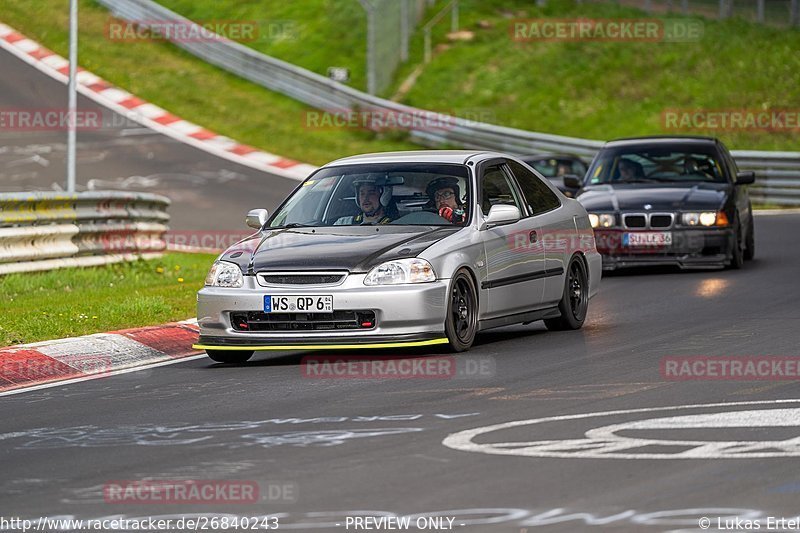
577 183 730 212
220 226 461 274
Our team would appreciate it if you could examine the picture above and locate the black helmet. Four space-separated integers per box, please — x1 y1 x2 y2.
426 176 462 205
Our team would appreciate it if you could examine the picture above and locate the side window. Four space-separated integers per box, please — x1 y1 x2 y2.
719 145 738 182
480 165 523 215
506 160 562 215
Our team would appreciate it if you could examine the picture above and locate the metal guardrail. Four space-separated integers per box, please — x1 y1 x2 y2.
97 0 800 206
0 191 170 275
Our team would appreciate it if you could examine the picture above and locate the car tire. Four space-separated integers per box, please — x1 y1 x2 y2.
727 218 745 270
206 349 254 364
744 213 755 261
544 255 589 331
444 269 478 352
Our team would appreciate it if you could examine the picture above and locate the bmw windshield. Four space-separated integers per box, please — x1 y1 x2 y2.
587 146 728 185
268 163 472 227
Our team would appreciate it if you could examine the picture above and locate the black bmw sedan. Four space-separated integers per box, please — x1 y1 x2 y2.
570 136 755 270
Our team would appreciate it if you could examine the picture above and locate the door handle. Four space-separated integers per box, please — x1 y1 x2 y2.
529 230 538 243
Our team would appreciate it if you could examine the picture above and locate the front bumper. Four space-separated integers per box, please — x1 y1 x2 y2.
195 273 450 349
593 227 734 270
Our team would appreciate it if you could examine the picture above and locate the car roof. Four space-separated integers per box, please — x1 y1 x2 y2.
605 135 719 147
325 150 508 167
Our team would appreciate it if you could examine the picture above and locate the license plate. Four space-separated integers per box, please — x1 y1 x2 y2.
264 295 333 313
623 232 673 247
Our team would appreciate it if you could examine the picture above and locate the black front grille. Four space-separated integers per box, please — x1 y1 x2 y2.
231 311 376 332
624 215 647 228
259 274 344 285
650 215 673 228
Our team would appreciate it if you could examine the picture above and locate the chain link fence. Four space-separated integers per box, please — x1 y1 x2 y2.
577 0 800 27
358 0 428 94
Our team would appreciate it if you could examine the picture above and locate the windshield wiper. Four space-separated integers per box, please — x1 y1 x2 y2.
274 223 316 229
616 178 662 183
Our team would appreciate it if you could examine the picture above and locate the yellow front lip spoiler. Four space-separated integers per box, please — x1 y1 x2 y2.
192 338 448 351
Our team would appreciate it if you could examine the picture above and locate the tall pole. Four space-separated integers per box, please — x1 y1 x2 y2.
357 0 376 95
67 0 78 192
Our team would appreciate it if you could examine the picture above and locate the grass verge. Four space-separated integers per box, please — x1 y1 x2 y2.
392 0 800 151
0 253 215 346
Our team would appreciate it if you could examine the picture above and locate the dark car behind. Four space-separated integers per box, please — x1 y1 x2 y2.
573 136 755 270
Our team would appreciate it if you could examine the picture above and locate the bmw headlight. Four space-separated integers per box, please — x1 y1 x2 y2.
364 258 436 286
205 261 244 288
682 212 719 227
588 213 615 228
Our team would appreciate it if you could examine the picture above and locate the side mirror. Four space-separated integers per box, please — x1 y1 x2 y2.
246 208 269 229
736 171 755 185
562 174 583 189
483 204 521 228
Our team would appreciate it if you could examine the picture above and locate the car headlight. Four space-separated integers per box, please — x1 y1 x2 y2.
364 258 436 286
682 212 722 227
205 261 244 288
588 213 614 228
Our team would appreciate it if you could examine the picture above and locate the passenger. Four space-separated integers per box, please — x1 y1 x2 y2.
426 176 467 224
335 176 394 225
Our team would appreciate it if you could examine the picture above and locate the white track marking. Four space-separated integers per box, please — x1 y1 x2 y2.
0 355 206 397
443 399 800 459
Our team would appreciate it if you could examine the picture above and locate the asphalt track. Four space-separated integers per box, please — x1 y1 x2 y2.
0 48 298 231
3 43 800 533
0 212 798 532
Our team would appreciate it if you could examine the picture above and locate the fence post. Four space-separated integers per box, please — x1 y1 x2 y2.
400 0 409 62
357 0 377 94
424 28 432 63
644 0 652 13
792 0 800 26
451 0 459 32
719 0 727 18
681 0 689 14
756 0 765 22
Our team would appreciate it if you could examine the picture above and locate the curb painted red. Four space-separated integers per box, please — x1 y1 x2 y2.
0 320 201 393
0 21 318 182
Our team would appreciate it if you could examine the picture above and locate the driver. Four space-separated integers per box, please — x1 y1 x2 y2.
426 176 467 224
618 158 645 181
334 175 394 225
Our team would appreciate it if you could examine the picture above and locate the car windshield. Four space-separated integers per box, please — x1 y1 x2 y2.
524 157 587 179
268 163 472 227
587 147 727 184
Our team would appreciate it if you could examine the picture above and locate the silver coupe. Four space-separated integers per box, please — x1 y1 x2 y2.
194 151 602 362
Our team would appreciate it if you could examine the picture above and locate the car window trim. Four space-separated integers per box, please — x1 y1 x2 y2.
503 159 563 218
